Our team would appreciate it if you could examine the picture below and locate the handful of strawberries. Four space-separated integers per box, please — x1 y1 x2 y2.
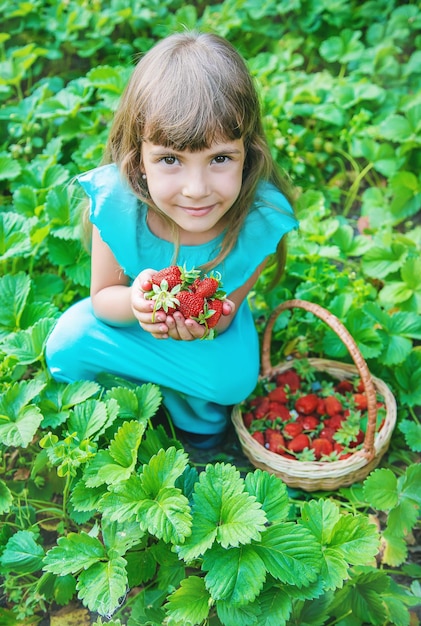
241 360 386 462
144 264 226 338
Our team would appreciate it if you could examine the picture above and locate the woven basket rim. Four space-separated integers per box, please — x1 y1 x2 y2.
232 299 398 491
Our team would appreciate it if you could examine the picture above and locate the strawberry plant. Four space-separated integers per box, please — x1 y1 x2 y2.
0 0 420 623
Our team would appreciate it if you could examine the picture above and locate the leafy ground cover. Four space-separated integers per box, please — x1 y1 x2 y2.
0 0 420 624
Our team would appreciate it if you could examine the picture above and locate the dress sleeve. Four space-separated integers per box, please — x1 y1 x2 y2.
218 181 298 293
77 164 141 279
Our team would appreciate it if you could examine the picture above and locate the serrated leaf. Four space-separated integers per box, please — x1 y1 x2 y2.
330 514 379 565
0 212 31 261
43 532 106 576
399 420 421 452
165 576 210 625
77 555 128 616
71 478 107 513
257 584 292 626
140 447 189 495
320 548 350 590
382 530 408 567
363 468 399 510
301 499 341 544
0 530 44 574
67 399 112 441
101 518 145 556
0 404 43 448
0 272 31 335
388 498 419 537
1 318 56 363
0 479 13 514
99 474 147 522
61 380 101 408
84 450 132 487
329 568 389 624
0 152 22 180
394 351 421 406
136 487 192 544
244 469 290 524
202 542 266 605
178 463 267 561
216 599 261 626
361 242 408 279
256 522 322 587
54 574 77 605
109 420 145 466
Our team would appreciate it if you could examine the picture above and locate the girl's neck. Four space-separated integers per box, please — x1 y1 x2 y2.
147 210 226 245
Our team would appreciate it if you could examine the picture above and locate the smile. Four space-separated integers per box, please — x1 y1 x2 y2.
180 205 215 216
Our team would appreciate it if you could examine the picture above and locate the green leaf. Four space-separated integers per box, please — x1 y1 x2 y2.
0 212 31 260
0 479 13 514
363 468 399 510
257 584 292 625
1 318 56 364
216 599 261 626
67 398 117 441
382 530 408 567
393 350 421 406
71 478 107 513
300 499 341 545
101 518 145 556
329 568 389 624
256 522 322 587
77 555 128 616
136 487 192 544
0 530 44 574
244 469 290 524
178 463 267 562
0 272 31 336
165 576 211 625
329 514 380 565
399 419 421 452
0 379 46 447
203 542 266 605
43 532 106 576
140 447 189 495
99 474 146 522
361 242 408 279
0 151 22 180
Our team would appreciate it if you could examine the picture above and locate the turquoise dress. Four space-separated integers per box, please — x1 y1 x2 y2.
45 164 298 435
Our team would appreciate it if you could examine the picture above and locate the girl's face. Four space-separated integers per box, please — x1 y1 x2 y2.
141 138 245 244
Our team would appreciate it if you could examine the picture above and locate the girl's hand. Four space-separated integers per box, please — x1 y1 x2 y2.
131 269 171 339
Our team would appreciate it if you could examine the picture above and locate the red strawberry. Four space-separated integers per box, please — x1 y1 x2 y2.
177 291 205 319
250 397 270 419
326 413 345 428
316 398 326 415
324 396 343 417
242 412 254 428
265 430 285 454
288 434 311 453
319 426 336 442
206 299 224 329
283 422 303 438
295 394 318 415
193 276 220 298
334 443 352 459
335 380 353 394
267 402 291 421
349 430 364 448
251 431 265 445
299 415 320 431
353 394 368 410
268 387 288 403
311 438 333 460
151 265 183 290
276 370 301 392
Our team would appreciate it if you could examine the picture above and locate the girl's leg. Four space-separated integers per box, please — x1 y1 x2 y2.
45 298 259 435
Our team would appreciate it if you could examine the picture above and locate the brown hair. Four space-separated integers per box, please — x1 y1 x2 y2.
103 31 294 276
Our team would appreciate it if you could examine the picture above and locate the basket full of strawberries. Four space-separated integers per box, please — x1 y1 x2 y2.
232 299 397 491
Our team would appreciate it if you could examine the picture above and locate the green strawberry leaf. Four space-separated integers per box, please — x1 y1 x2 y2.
71 478 108 513
300 499 341 545
140 447 189 495
256 522 322 587
178 463 267 562
43 532 106 576
361 242 408 279
0 479 13 514
1 318 56 364
67 398 118 442
255 584 292 626
99 474 147 523
363 468 399 510
393 350 421 406
136 487 192 544
165 576 211 625
0 212 31 260
329 568 389 625
0 272 31 336
329 513 379 565
0 379 46 447
0 530 44 574
77 555 128 616
203 542 266 606
215 599 262 626
399 419 421 452
382 530 408 567
244 469 290 524
101 518 145 556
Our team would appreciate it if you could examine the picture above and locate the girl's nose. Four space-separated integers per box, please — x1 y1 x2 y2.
182 169 210 199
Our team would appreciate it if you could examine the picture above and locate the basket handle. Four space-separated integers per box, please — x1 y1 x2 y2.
261 299 378 460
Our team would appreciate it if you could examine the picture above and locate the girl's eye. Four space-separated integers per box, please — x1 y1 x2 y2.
161 155 178 165
213 155 229 164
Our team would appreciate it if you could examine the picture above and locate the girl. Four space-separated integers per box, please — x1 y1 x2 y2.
45 31 298 449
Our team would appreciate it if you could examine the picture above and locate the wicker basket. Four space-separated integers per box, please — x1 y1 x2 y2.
232 299 397 491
